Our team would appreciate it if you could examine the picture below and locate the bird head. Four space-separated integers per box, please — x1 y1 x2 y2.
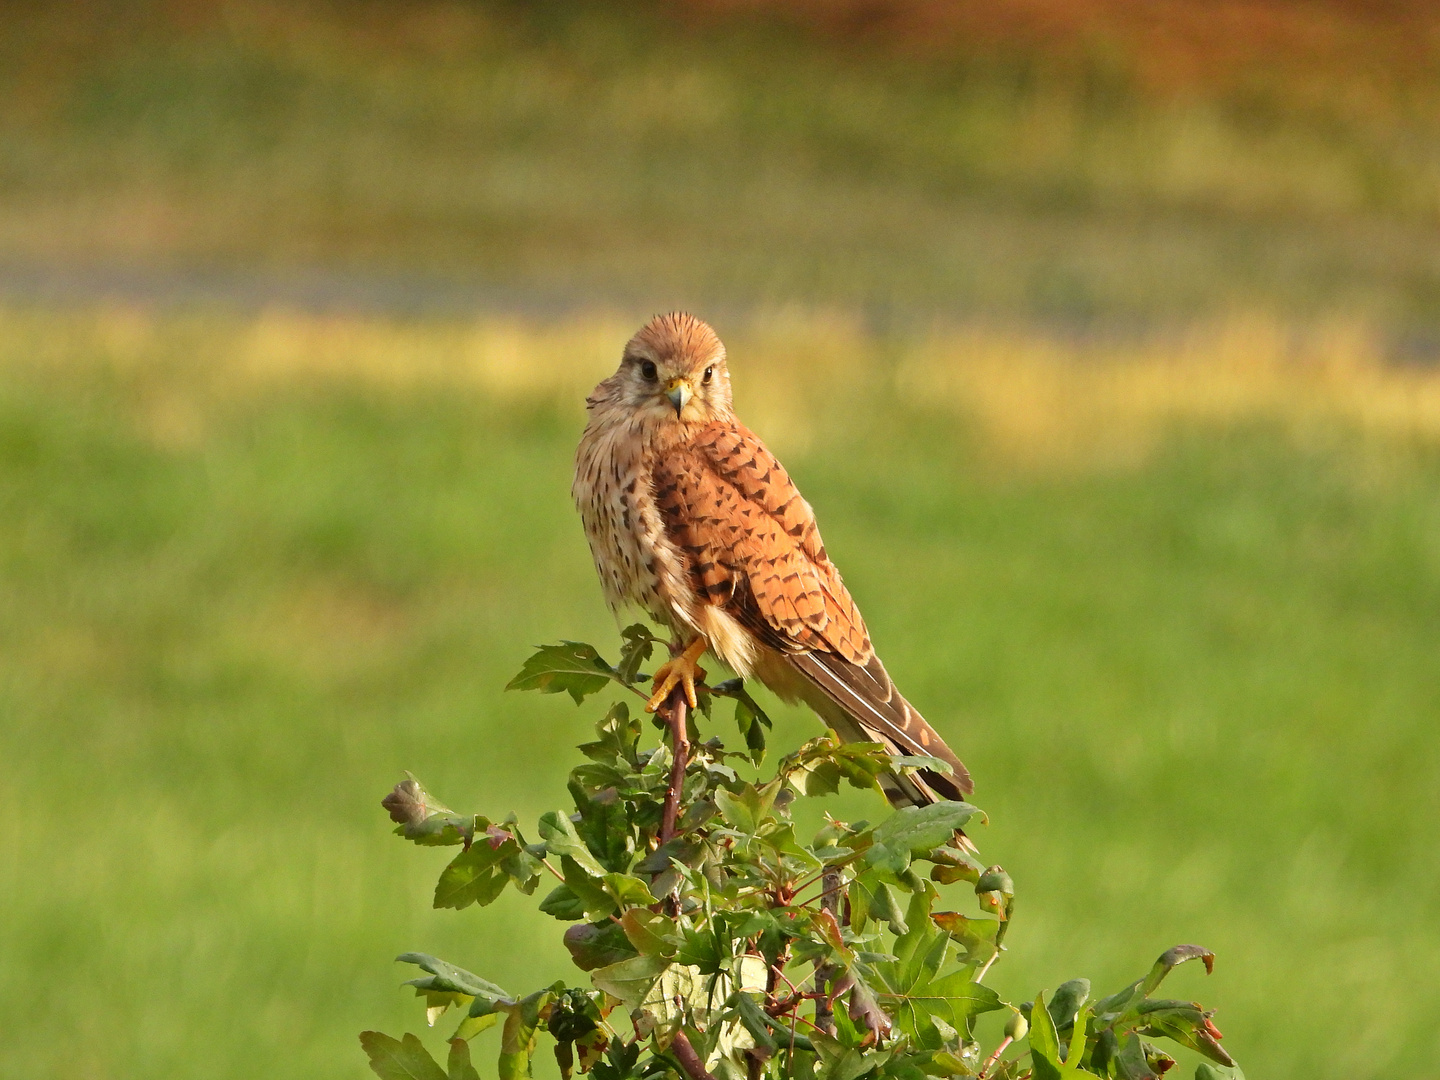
602 312 734 425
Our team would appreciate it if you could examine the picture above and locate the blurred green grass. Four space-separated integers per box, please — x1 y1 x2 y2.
1 326 1437 1079
3 0 1440 323
3 3 1440 1078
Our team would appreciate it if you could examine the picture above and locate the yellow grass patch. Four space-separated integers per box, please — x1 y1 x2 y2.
3 303 1437 464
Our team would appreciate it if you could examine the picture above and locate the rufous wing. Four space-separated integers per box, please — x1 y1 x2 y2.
652 421 972 802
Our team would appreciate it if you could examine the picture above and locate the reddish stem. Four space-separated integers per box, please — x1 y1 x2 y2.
977 1036 1013 1080
659 686 690 845
670 1031 717 1080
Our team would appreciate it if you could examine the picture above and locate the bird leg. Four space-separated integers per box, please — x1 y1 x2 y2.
645 636 708 713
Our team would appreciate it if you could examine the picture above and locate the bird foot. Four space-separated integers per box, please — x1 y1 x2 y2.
646 638 708 712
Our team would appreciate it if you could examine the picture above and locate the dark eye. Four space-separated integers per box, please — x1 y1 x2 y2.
702 366 714 384
640 360 657 381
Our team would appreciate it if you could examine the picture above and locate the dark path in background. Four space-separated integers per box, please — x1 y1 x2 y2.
6 257 1439 367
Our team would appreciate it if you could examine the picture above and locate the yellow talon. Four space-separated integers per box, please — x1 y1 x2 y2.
646 637 708 712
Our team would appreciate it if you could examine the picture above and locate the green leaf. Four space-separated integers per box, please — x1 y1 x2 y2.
728 991 780 1051
712 679 773 766
620 910 682 958
539 812 607 878
383 778 474 847
602 872 657 910
869 881 909 935
578 702 642 767
539 883 589 921
561 857 617 921
507 642 617 705
360 1031 449 1080
1142 945 1215 997
675 925 725 974
590 954 671 1008
496 989 555 1080
1135 1000 1235 1067
615 624 658 686
892 970 1002 1029
1029 991 1064 1080
1195 1066 1246 1080
447 1038 483 1080
818 1044 890 1080
568 780 631 873
564 922 639 971
865 803 981 873
453 1013 500 1041
929 912 999 965
1048 979 1091 1032
927 847 985 885
398 954 511 1005
714 783 777 835
1114 1033 1159 1080
433 839 516 910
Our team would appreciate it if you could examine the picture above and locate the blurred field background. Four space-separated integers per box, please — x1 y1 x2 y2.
2 2 1439 1079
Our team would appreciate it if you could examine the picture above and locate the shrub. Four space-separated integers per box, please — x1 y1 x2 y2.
363 626 1241 1080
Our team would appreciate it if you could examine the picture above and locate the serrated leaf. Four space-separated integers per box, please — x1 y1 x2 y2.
930 912 999 965
507 642 617 704
578 701 642 768
712 679 773 766
714 783 775 835
569 782 630 874
886 969 1002 1031
383 779 475 847
675 926 724 974
728 991 780 1050
561 857 618 921
360 1031 449 1080
434 839 516 910
382 777 453 826
615 624 658 686
602 873 657 910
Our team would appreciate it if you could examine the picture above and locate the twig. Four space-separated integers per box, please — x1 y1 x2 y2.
974 947 1000 984
812 867 842 1036
670 1031 717 1080
658 684 690 845
977 1036 1013 1079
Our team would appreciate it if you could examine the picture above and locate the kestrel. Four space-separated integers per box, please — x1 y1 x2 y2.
573 313 971 806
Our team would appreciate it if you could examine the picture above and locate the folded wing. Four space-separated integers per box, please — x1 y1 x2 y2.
652 421 972 802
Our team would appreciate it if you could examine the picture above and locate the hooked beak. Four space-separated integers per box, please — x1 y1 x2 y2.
665 378 692 418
